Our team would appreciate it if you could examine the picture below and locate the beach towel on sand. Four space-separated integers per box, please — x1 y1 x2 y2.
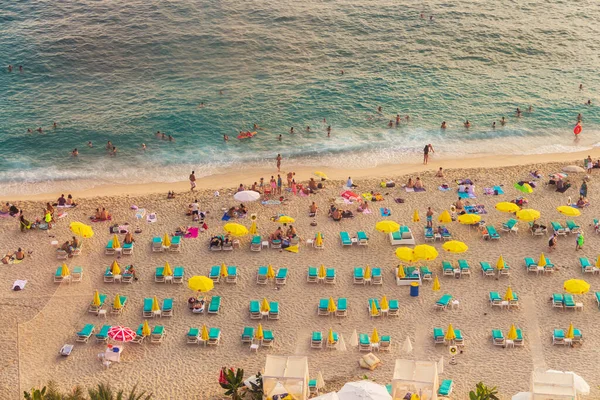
414 187 426 192
185 227 199 238
438 185 451 192
380 208 391 217
404 187 415 193
221 213 231 221
12 280 27 290
362 208 372 214
146 213 157 223
135 208 146 220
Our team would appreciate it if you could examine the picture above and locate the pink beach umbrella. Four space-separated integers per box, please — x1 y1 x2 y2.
107 326 136 343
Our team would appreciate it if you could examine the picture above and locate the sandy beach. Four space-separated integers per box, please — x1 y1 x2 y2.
2 153 600 400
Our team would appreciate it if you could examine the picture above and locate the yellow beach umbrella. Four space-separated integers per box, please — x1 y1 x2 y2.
596 256 600 269
564 279 590 294
113 294 122 310
557 206 580 217
92 290 101 307
445 324 456 341
371 328 380 344
413 210 420 222
410 394 420 400
397 265 406 278
495 202 520 213
413 244 438 261
151 296 160 312
314 171 328 180
278 216 295 224
538 253 548 268
515 182 533 193
266 264 276 279
201 324 210 341
249 220 258 235
220 263 228 277
111 260 121 275
432 275 440 291
327 297 337 313
364 265 372 280
162 233 171 247
516 209 541 222
142 320 151 337
223 223 249 237
60 263 70 277
395 247 415 262
255 324 264 340
370 299 379 317
507 324 518 341
188 276 214 292
318 264 326 279
328 328 336 344
260 298 270 312
163 261 173 276
69 221 94 238
380 295 389 311
438 210 452 223
566 323 575 339
442 240 468 253
111 234 120 249
458 214 481 225
504 287 514 301
376 220 400 233
496 255 505 270
315 232 323 247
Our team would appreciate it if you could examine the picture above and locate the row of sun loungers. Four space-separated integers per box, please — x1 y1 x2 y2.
154 266 185 283
424 226 452 242
105 240 134 255
317 298 347 317
57 243 83 259
151 236 182 252
307 266 336 284
249 300 280 320
54 266 83 283
353 267 383 285
186 327 222 345
339 231 369 246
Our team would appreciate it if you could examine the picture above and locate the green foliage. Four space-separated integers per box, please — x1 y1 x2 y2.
245 372 263 400
23 382 151 400
219 367 246 400
469 382 500 400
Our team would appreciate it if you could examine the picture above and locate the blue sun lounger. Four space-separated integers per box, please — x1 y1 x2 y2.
95 325 111 342
76 324 95 342
438 379 454 396
433 327 445 344
435 294 452 310
208 296 221 314
340 232 352 246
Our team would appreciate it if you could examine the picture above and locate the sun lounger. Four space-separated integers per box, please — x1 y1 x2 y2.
150 325 165 343
573 328 583 344
353 267 364 285
257 266 268 285
225 266 237 284
457 259 470 276
510 292 519 309
580 257 596 274
326 332 339 349
131 324 145 344
143 298 154 318
514 329 524 346
480 262 495 276
88 294 107 313
498 263 510 276
454 329 464 346
552 329 565 345
275 268 288 285
389 226 416 245
208 296 221 314
489 291 502 307
95 325 111 343
222 240 233 251
325 268 336 284
103 267 116 283
524 257 538 273
552 293 564 309
529 222 547 236
492 329 505 346
187 328 200 344
71 267 83 282
420 266 432 280
371 267 382 285
154 267 165 283
307 267 318 283
501 218 518 233
111 295 128 315
563 294 576 310
543 258 555 273
566 220 581 234
441 227 452 241
357 231 368 245
336 298 348 317
433 327 445 344
54 266 69 283
105 239 116 255
435 294 452 310
424 227 434 242
311 331 323 349
250 235 262 252
359 334 372 352
207 327 221 345
161 298 174 317
442 261 454 276
76 324 95 342
318 299 330 316
551 221 566 236
56 248 68 260
596 292 600 309
122 241 133 255
271 239 282 249
388 299 399 317
438 380 454 397
151 237 163 252
485 225 501 240
340 231 352 246
261 330 275 347
241 326 254 343
169 235 181 252
173 267 184 284
209 265 220 283
268 302 279 320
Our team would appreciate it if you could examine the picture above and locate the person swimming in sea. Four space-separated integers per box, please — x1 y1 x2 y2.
27 129 32 133
37 127 43 133
405 115 410 122
464 120 471 128
7 65 12 72
87 141 93 148
155 131 161 137
388 120 393 128
224 135 229 142
577 113 582 122
492 121 496 129
161 133 166 140
106 141 112 150
516 107 522 117
278 134 282 141
500 117 506 126
53 121 58 128
377 106 382 113
396 114 401 126
528 105 533 113
441 121 447 129
327 126 331 137
579 84 583 91
71 148 78 157
290 127 294 134
586 99 592 105
198 102 204 108
111 146 117 156
168 135 175 142
340 70 344 75
142 143 147 150
306 126 310 132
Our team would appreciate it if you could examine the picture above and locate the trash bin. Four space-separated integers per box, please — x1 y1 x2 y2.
410 282 419 297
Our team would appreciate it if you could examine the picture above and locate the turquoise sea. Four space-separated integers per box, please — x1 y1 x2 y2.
1 0 599 195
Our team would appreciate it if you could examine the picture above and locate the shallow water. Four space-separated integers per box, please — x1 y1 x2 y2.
1 0 599 194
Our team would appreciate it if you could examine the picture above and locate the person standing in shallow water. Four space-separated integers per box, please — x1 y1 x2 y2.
276 154 282 172
423 144 434 165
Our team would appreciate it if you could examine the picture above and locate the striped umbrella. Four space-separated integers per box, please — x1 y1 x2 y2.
108 326 136 342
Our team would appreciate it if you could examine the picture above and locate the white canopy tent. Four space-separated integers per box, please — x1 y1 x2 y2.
391 359 439 400
530 369 577 399
263 355 309 400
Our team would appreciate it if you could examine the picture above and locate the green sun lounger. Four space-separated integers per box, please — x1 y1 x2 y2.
438 379 453 396
241 327 254 342
95 325 111 341
359 333 370 345
337 298 347 311
563 294 575 308
340 231 352 246
208 296 221 314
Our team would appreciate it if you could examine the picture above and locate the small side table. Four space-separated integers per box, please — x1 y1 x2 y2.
262 241 270 249
97 309 107 318
450 300 460 310
576 302 584 311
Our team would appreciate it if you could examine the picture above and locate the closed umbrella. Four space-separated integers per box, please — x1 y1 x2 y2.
318 264 327 279
566 323 575 339
507 324 518 341
516 209 541 222
442 240 468 253
395 247 415 262
188 276 214 292
458 214 481 225
223 223 248 237
69 221 94 238
327 297 337 313
255 324 264 340
432 275 440 291
162 233 171 247
260 298 270 312
412 210 420 222
60 263 70 277
163 261 173 277
92 290 101 307
249 220 258 235
445 324 456 341
504 287 514 301
151 296 160 312
413 244 438 261
220 263 228 277
142 320 151 337
338 334 347 351
350 330 358 347
315 232 324 247
380 296 389 311
397 265 406 278
234 190 260 202
111 234 120 249
266 264 275 279
596 256 600 269
113 294 122 310
438 210 452 223
371 328 380 344
201 325 210 343
495 202 521 213
538 253 548 268
111 260 121 275
370 299 379 317
107 326 136 342
328 328 336 345
496 255 506 270
375 221 400 233
402 337 413 354
364 265 371 280
557 206 581 217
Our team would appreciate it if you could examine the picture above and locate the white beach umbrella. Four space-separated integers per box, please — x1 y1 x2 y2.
234 190 261 202
349 329 358 347
338 334 347 351
338 381 392 400
437 357 444 375
402 337 413 354
546 370 590 395
313 393 340 400
317 371 326 389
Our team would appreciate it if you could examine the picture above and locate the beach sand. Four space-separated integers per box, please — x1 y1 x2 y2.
1 153 600 400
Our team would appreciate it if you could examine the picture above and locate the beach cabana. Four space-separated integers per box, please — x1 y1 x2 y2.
263 355 309 400
512 369 584 399
391 359 439 400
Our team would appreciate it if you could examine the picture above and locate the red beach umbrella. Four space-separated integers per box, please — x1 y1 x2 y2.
107 326 136 342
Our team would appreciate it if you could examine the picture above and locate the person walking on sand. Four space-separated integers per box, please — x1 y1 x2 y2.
426 207 434 228
189 171 196 191
423 144 434 165
276 154 282 172
575 232 584 251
